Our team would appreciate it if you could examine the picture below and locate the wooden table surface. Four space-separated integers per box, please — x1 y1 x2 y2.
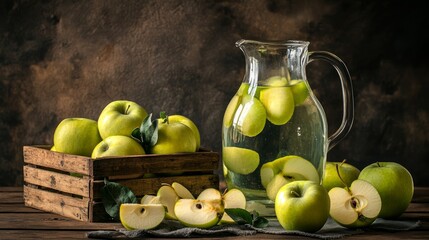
1 186 428 239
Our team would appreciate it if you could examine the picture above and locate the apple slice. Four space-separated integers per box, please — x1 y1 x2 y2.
174 199 224 228
197 188 222 201
259 86 295 125
157 185 179 220
119 203 165 230
290 79 309 106
329 179 382 228
233 95 267 137
220 189 246 224
141 195 157 204
172 182 195 199
261 155 320 201
222 147 260 175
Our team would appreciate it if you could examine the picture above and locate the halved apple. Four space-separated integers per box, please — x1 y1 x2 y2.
174 199 224 228
329 179 382 228
260 155 319 201
119 203 165 230
157 185 179 220
222 146 260 175
220 189 246 224
172 182 195 199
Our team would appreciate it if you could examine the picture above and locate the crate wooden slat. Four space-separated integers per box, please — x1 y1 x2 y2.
23 145 220 222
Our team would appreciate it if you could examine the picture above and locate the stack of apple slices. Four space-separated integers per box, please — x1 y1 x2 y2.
119 182 246 230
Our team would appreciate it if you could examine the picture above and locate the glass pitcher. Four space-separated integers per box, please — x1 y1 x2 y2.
222 39 353 216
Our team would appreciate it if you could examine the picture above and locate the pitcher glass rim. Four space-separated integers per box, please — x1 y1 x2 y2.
236 39 310 48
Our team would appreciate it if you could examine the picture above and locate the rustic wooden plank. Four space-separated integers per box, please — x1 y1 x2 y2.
0 191 23 203
23 165 91 197
0 213 120 230
23 186 90 222
23 146 92 175
413 187 429 203
0 203 42 213
92 174 220 198
92 151 219 177
0 230 92 239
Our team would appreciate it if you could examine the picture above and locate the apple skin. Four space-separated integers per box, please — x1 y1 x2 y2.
151 120 196 154
97 100 148 139
358 162 414 219
169 115 201 151
275 180 330 233
53 118 102 157
91 135 145 158
322 161 360 192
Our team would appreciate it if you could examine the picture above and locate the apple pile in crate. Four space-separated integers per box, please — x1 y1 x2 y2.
52 100 201 158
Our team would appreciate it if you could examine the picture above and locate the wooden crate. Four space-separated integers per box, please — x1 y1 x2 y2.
23 145 220 222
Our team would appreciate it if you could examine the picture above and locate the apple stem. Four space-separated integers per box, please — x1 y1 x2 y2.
340 159 347 167
335 164 349 190
125 104 131 115
290 190 300 198
160 111 169 124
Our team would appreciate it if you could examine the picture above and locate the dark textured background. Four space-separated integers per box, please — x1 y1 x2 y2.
1 0 428 186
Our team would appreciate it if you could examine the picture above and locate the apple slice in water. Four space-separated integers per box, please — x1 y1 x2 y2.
329 179 382 228
119 203 165 230
290 79 309 106
157 185 179 220
220 189 247 224
222 147 260 175
233 95 267 137
261 155 319 201
172 182 195 199
259 85 295 125
174 199 224 228
223 83 251 128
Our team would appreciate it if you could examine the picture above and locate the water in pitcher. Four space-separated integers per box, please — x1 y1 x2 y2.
222 79 328 216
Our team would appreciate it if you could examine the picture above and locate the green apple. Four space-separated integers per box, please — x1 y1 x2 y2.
119 203 165 230
322 161 360 192
275 180 330 233
53 118 102 157
259 85 295 125
91 135 145 158
260 155 319 201
290 79 309 106
358 162 414 219
98 100 148 139
263 76 288 87
222 147 260 175
168 115 201 151
329 179 381 228
151 116 197 154
174 198 224 228
233 95 267 137
220 189 246 224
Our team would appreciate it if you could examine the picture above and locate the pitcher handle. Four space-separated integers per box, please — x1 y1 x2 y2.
308 51 354 151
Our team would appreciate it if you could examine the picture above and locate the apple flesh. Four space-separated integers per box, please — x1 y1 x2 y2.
220 189 246 224
172 182 195 199
222 147 260 175
174 199 224 228
328 179 382 228
156 185 179 220
119 203 165 230
275 180 330 233
260 155 320 201
358 162 414 219
259 85 295 125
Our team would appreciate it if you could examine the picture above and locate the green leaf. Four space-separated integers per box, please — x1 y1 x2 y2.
133 113 159 153
101 179 137 221
225 208 269 228
224 208 253 225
